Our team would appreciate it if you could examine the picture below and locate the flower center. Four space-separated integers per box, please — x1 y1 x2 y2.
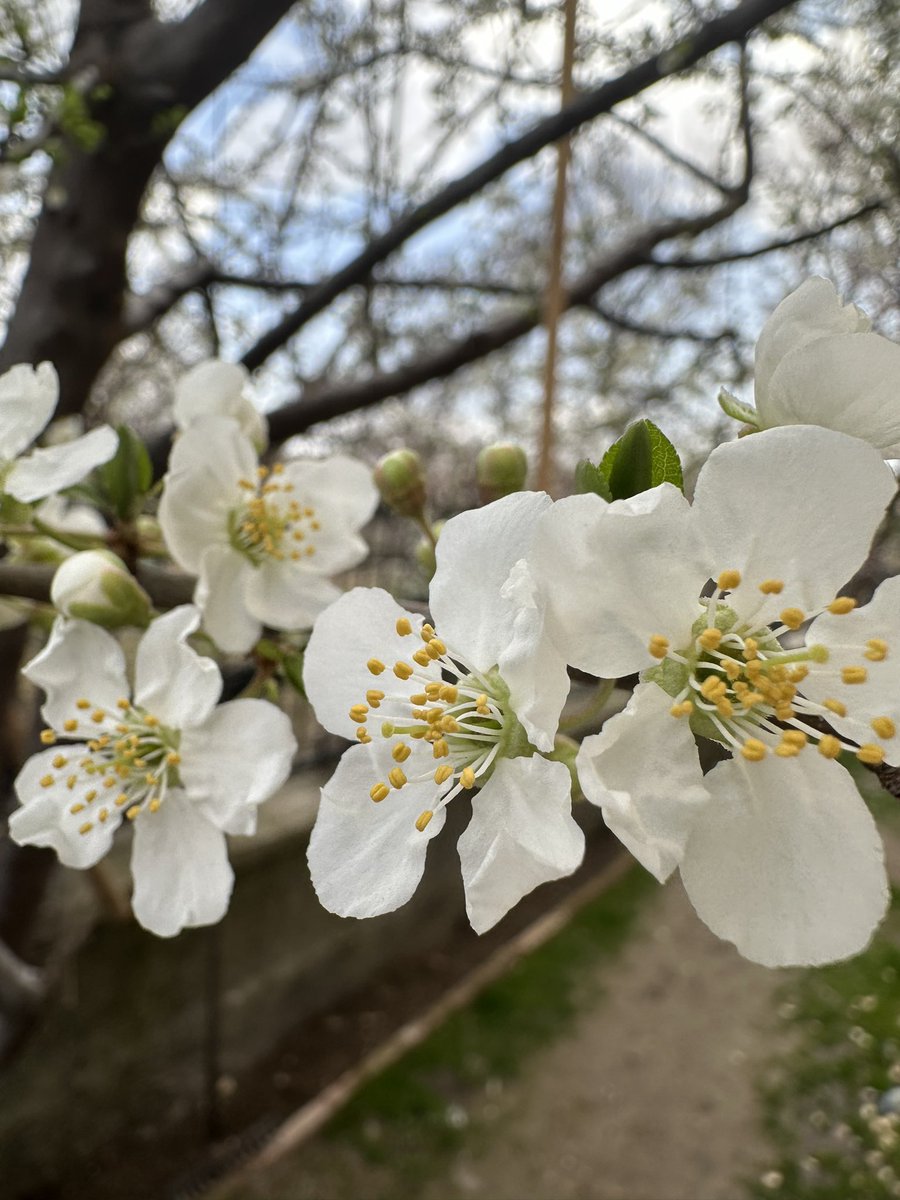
229 464 319 564
39 696 182 834
645 569 894 767
355 616 522 832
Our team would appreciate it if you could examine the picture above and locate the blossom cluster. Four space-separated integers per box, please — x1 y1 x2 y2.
4 276 900 966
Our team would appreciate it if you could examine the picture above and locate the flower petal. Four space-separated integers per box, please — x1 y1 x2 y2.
303 587 435 739
576 681 709 881
0 363 58 461
180 698 296 834
528 486 707 678
10 747 122 868
282 455 379 532
307 741 446 918
457 756 583 934
130 791 234 937
429 491 553 667
692 427 894 624
680 753 888 967
23 617 129 735
762 333 900 456
133 606 222 727
173 360 268 448
243 560 341 632
195 544 261 654
6 425 119 503
755 277 869 408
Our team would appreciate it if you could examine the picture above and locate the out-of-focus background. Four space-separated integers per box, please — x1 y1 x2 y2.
0 1 898 1197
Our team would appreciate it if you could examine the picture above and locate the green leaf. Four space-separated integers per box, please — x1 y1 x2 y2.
282 652 306 696
599 420 683 500
96 426 153 520
717 387 759 427
574 459 612 501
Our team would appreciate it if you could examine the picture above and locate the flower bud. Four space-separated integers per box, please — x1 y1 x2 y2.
51 550 151 628
476 443 527 504
414 520 445 581
374 449 426 517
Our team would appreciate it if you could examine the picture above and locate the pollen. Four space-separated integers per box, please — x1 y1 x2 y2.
391 743 412 763
818 735 842 759
78 822 93 836
697 628 722 651
415 810 434 832
648 634 669 660
40 730 56 745
40 774 54 788
758 579 784 594
370 783 389 803
865 639 889 662
51 754 67 769
412 649 431 667
717 569 741 591
872 717 896 740
367 658 386 675
823 697 847 717
388 767 407 789
434 765 454 784
349 704 368 723
779 608 805 631
670 700 693 718
366 690 385 707
827 596 857 615
857 743 885 766
396 617 413 636
460 767 476 790
432 738 449 758
393 661 414 680
741 738 767 762
63 719 77 732
842 666 868 685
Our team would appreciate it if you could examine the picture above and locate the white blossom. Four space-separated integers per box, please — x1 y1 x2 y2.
8 606 296 936
303 493 584 934
173 361 268 451
158 417 378 653
527 426 896 966
0 363 117 503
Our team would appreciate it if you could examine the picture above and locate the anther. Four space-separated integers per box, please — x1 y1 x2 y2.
126 806 141 821
440 685 458 703
69 803 85 814
366 690 385 707
40 730 56 745
392 743 412 763
79 822 94 836
412 649 432 667
865 639 889 662
872 717 896 740
63 719 77 732
415 810 434 832
393 661 414 680
367 658 386 675
98 808 109 823
818 735 842 759
370 783 390 803
356 727 370 742
91 709 106 724
434 765 454 784
349 704 369 723
427 639 447 658
779 608 805 631
717 569 741 591
697 628 722 651
857 743 885 766
758 579 784 595
824 698 847 717
421 624 435 641
841 666 868 685
670 700 693 718
827 596 857 615
460 767 476 790
774 742 801 758
410 693 428 706
51 754 67 769
741 739 766 762
396 617 413 636
432 739 449 758
648 635 669 660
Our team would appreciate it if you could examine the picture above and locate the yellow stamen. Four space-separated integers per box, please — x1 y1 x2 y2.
427 639 447 658
63 719 78 732
79 822 93 835
823 698 847 717
758 579 784 595
440 685 458 703
69 803 85 814
412 649 432 667
857 743 885 766
872 717 896 740
842 666 868 685
432 739 449 758
818 735 842 759
415 810 434 832
356 727 371 743
741 738 766 762
865 639 889 662
40 730 56 745
409 692 427 706
396 617 413 636
774 742 801 758
393 661 414 680
51 754 67 769
392 743 412 763
421 624 435 641
370 783 390 803
779 608 805 631
670 700 694 718
366 690 385 708
434 765 454 784
697 628 722 651
460 767 476 789
115 793 128 807
388 767 407 789
349 704 368 723
782 730 808 748
648 634 669 660
717 569 741 591
827 596 856 615
367 658 386 675
166 751 181 765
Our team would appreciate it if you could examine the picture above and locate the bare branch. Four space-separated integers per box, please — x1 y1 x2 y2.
0 561 194 608
588 300 738 344
241 0 796 371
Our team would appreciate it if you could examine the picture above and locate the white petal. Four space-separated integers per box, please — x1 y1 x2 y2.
130 791 234 937
528 486 707 678
158 417 255 571
243 560 341 632
23 617 129 735
282 455 379 531
430 492 553 667
173 361 267 447
307 741 446 919
497 558 570 752
755 277 869 406
0 362 58 461
691 427 894 624
180 698 296 833
680 753 888 967
6 425 119 503
457 756 583 934
576 681 709 881
803 574 900 760
194 544 261 654
303 587 435 739
133 606 221 727
762 333 900 456
10 748 122 868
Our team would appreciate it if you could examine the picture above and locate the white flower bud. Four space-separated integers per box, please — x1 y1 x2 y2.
51 550 151 628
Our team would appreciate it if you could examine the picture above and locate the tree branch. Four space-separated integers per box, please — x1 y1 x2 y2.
240 0 795 371
0 561 195 608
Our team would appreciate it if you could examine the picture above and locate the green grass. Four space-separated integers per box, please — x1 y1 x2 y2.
319 865 655 1189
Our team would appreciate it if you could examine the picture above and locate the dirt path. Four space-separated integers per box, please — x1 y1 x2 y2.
417 877 783 1200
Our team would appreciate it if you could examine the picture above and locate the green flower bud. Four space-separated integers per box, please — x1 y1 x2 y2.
476 443 528 504
374 449 427 517
50 550 151 629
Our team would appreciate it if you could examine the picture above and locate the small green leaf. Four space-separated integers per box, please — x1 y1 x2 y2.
96 426 153 520
282 652 305 696
718 387 759 427
574 459 612 501
599 420 683 500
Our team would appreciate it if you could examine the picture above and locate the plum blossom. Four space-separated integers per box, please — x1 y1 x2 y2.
0 363 117 503
8 606 296 936
303 492 584 934
721 277 900 455
158 417 378 653
173 360 267 450
527 425 897 966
